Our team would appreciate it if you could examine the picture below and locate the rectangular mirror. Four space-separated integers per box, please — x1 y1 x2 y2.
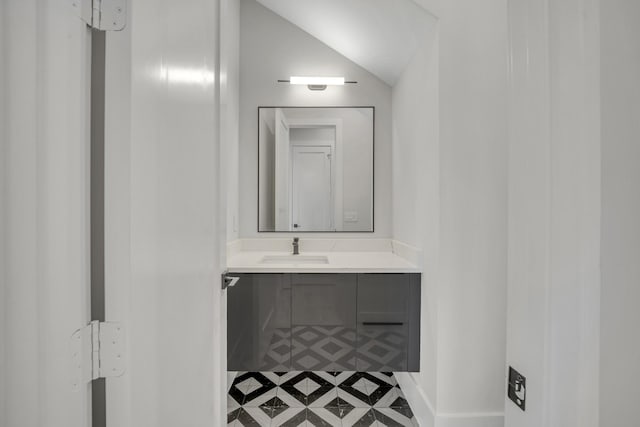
258 107 374 232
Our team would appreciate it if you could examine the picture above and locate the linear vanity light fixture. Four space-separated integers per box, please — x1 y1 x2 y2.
277 76 358 91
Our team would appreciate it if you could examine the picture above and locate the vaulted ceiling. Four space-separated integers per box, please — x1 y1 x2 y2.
254 0 436 86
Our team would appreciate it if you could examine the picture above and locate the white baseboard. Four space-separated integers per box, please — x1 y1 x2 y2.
395 373 436 427
436 413 504 427
395 373 504 427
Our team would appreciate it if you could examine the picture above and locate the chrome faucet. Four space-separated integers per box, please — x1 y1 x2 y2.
292 237 299 255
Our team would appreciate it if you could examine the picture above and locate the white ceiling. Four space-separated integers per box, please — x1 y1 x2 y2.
254 0 436 86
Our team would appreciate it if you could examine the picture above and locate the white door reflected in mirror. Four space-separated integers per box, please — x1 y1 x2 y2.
291 144 333 231
258 107 374 232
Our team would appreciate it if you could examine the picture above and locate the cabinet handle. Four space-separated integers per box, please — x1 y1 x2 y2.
362 322 404 326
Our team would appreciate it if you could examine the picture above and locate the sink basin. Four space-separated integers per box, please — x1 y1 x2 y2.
260 255 329 265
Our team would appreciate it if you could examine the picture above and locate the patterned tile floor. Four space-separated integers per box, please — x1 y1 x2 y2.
228 371 418 426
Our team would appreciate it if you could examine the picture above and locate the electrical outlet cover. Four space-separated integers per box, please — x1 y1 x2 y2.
508 366 526 411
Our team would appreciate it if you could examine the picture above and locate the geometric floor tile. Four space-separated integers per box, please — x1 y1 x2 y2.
372 388 410 409
341 408 376 426
229 372 277 406
367 372 398 387
337 372 394 406
228 371 418 426
373 407 418 426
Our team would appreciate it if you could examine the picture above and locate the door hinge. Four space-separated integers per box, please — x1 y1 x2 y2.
70 321 125 391
71 0 127 31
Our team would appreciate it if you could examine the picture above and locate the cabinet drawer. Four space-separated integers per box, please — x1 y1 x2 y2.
291 274 357 371
357 274 410 371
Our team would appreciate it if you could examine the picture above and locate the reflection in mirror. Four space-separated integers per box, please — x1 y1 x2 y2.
258 107 374 232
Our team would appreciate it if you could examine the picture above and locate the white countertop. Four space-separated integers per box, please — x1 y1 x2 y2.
227 251 421 273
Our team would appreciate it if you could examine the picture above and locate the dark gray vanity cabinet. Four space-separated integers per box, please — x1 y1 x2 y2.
227 274 291 371
227 273 420 372
356 274 421 372
291 274 357 371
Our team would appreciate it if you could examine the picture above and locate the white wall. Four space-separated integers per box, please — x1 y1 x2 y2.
393 1 508 425
256 0 436 87
222 0 241 243
435 0 508 421
239 0 392 238
392 16 440 408
290 127 334 143
0 1 92 426
600 1 640 425
505 1 600 426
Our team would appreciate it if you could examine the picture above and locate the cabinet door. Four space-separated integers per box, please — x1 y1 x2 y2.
357 274 411 371
291 274 357 371
227 274 292 371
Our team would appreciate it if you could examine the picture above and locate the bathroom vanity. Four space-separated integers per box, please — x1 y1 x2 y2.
227 106 421 373
226 246 421 373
